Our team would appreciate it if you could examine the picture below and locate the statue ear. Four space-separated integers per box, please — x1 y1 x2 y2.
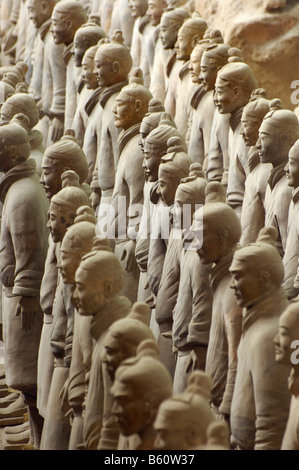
112 61 120 74
258 271 270 287
8 145 18 165
135 99 142 114
218 228 228 244
103 279 114 297
41 1 48 13
192 35 200 48
65 19 73 31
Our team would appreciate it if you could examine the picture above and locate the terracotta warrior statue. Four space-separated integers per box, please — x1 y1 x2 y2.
230 227 291 450
154 137 192 379
72 44 99 151
191 181 242 420
135 101 176 312
0 113 49 449
72 239 132 450
37 131 88 423
239 89 271 245
274 300 299 450
257 99 299 257
140 0 167 87
40 172 91 451
108 0 135 48
164 12 208 140
129 0 151 71
154 370 215 450
56 205 96 450
109 68 153 304
51 0 88 130
150 6 190 104
283 139 299 299
214 52 258 218
26 0 65 147
1 92 44 175
189 40 230 170
103 302 155 450
171 164 213 394
71 20 106 147
91 32 133 220
111 339 173 450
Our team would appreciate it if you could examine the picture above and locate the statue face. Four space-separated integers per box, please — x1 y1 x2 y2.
158 168 179 206
111 381 149 436
189 49 203 84
257 121 289 166
274 323 293 366
51 11 73 45
58 238 79 284
240 111 260 147
154 417 187 450
192 218 228 265
173 188 197 230
160 18 178 50
27 0 51 29
147 0 165 26
103 333 129 382
128 0 148 18
81 56 98 89
175 28 193 61
285 145 299 188
113 92 139 130
229 257 263 308
90 188 101 212
200 54 218 92
47 202 74 243
143 142 162 182
40 156 62 199
94 52 116 88
73 265 107 316
214 79 241 114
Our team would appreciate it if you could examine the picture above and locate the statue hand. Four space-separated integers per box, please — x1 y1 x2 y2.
15 296 38 331
185 346 207 373
51 116 64 142
120 240 136 273
145 293 155 309
59 377 71 417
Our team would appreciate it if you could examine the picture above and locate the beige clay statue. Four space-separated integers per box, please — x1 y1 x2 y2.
191 181 242 420
230 226 291 450
1 92 44 175
283 139 299 299
189 40 230 170
111 339 173 450
91 32 133 221
51 0 88 130
274 301 299 450
0 113 49 449
40 172 92 451
154 370 215 450
171 164 213 394
57 205 97 450
37 131 88 423
257 99 299 257
72 239 132 450
239 89 271 245
150 7 191 104
214 52 258 217
109 68 152 304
